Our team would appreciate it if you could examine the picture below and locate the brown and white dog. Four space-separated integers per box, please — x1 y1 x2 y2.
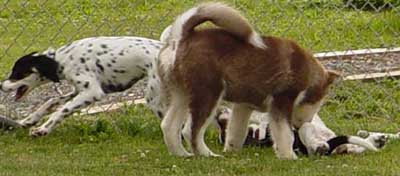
157 3 339 159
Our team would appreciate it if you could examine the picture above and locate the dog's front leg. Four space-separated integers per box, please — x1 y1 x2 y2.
19 91 77 127
30 89 105 136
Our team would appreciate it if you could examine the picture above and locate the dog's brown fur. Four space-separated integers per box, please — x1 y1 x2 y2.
158 3 339 158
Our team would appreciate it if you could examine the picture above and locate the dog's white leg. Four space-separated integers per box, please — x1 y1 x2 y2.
193 112 221 157
182 116 192 150
19 91 77 127
160 91 192 157
223 103 253 152
30 88 105 136
269 115 297 160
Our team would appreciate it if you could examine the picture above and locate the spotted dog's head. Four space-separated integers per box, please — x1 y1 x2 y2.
0 51 60 100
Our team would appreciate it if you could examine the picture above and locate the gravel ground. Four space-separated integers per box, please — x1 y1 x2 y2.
0 52 399 120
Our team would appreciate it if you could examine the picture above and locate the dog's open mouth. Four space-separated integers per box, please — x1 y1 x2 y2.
15 85 29 101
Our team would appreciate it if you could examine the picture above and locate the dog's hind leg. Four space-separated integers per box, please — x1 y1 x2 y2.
189 90 224 157
30 85 105 136
223 103 253 152
160 90 192 157
182 116 192 151
19 90 77 127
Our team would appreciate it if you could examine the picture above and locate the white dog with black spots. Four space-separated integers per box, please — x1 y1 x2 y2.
0 36 163 136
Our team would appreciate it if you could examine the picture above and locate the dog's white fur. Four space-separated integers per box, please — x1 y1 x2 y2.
251 112 380 154
1 37 162 136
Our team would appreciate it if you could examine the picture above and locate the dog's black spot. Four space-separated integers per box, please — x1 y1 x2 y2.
88 43 93 47
87 49 92 53
75 73 80 76
111 60 116 63
93 97 100 101
145 50 150 54
58 66 64 74
62 108 69 113
100 44 107 49
129 45 133 48
85 67 90 72
136 39 142 42
155 45 161 49
103 50 108 54
84 101 91 105
135 43 140 46
119 51 124 56
82 53 86 56
112 75 116 79
110 53 114 56
107 63 112 67
113 69 126 74
157 111 163 118
142 46 146 50
76 81 81 84
69 55 74 60
96 60 104 72
80 58 85 63
146 98 150 103
83 82 90 88
150 86 154 91
135 65 146 72
100 79 138 93
149 63 152 68
145 64 150 68
74 105 82 109
97 52 103 56
152 74 156 79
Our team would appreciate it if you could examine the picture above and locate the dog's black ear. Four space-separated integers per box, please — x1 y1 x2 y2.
32 55 60 82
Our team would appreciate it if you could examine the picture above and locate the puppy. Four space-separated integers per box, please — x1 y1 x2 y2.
0 37 162 136
216 109 383 156
157 3 339 159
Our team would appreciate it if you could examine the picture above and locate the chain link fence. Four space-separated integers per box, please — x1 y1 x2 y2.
0 0 399 131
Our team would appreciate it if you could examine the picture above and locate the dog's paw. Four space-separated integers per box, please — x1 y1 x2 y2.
30 128 49 137
313 142 330 155
276 152 298 160
369 134 387 149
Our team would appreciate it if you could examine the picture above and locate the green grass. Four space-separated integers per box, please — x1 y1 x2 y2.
0 0 399 175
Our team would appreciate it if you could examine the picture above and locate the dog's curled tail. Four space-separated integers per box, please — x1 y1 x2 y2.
168 2 267 49
326 136 378 154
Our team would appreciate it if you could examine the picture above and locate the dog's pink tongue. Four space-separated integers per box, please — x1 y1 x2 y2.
15 86 28 101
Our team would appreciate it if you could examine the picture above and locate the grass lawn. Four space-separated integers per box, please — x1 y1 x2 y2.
0 0 399 175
